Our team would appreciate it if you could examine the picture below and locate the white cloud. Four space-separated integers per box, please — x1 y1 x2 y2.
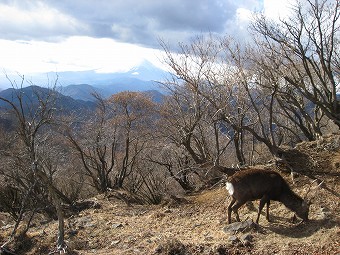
263 0 296 20
0 0 284 89
0 2 87 40
0 36 164 75
236 8 253 28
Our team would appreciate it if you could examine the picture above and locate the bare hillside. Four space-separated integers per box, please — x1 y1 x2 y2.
1 136 339 255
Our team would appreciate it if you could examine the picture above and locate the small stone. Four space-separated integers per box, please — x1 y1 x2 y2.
228 235 239 244
241 234 253 242
193 223 201 228
319 207 331 220
84 223 96 228
241 234 253 246
68 230 78 236
111 223 123 229
1 224 14 230
111 240 120 245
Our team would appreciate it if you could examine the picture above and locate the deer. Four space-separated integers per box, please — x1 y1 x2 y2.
226 168 320 224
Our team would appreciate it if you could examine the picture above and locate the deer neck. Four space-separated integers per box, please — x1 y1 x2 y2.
279 190 303 212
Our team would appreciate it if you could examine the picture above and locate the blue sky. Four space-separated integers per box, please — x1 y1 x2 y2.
0 0 294 88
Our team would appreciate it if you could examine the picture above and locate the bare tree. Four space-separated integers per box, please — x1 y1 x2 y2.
251 0 340 128
158 83 212 164
67 91 157 194
66 93 116 193
146 144 197 192
107 91 156 188
160 36 262 165
0 77 69 253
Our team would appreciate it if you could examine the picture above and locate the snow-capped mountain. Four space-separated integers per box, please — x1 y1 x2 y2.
61 60 168 101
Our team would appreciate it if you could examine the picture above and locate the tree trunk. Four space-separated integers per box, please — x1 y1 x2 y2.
32 162 66 251
234 131 246 166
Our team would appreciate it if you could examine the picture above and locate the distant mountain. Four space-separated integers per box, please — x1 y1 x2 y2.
142 90 165 103
61 79 163 102
61 84 104 101
0 85 96 114
61 83 165 103
59 60 167 101
0 60 168 102
98 77 161 94
54 59 167 86
120 59 168 81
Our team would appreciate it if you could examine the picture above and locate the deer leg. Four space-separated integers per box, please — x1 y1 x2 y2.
227 197 236 224
256 196 269 224
231 201 245 222
266 200 271 222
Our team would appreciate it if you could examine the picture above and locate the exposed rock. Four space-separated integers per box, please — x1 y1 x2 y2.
1 224 14 230
161 195 189 208
319 206 332 220
84 223 97 228
241 234 253 246
241 234 253 242
74 216 97 229
110 240 121 246
106 189 143 206
111 223 123 229
222 219 256 233
63 200 101 217
228 235 239 244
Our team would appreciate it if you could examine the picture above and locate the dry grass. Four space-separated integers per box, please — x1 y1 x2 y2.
1 179 338 255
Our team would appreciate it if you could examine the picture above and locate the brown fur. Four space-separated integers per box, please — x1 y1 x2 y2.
227 168 309 224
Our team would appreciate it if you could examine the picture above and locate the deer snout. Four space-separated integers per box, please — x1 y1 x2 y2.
296 201 310 222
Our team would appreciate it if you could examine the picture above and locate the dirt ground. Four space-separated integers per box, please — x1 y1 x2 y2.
1 136 340 255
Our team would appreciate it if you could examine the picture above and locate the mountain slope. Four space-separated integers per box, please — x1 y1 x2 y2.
0 85 96 113
0 135 339 254
98 77 161 94
61 84 104 101
61 83 164 102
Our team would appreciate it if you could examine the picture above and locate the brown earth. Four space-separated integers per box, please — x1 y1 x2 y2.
1 136 340 255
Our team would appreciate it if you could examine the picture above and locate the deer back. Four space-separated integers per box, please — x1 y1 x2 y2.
228 168 290 202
